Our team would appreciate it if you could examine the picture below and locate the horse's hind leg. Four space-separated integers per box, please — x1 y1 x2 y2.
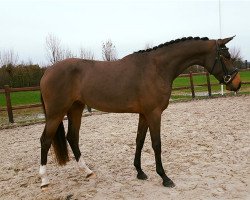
67 102 95 178
40 127 50 189
39 116 64 189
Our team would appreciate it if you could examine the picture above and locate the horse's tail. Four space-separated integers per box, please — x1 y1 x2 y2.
40 94 46 118
41 94 69 165
52 121 69 165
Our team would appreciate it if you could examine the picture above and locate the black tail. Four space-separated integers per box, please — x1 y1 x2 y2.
41 95 69 165
52 122 69 165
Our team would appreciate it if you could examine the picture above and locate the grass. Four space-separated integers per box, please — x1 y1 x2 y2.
173 71 250 87
0 90 41 107
173 74 217 87
239 70 250 81
173 70 250 94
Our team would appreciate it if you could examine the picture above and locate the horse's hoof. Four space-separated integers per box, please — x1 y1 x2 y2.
163 179 175 188
86 172 96 179
137 172 148 180
41 184 49 191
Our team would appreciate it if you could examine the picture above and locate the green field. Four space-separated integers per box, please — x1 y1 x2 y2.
173 71 250 87
0 91 41 107
0 71 249 107
171 71 250 100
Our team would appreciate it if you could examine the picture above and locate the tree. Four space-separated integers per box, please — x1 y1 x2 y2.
45 33 77 64
102 39 117 61
230 47 244 68
0 49 19 86
63 47 75 59
45 33 64 64
0 49 19 67
0 63 45 88
79 47 95 60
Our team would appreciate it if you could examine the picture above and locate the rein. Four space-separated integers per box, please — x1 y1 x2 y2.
211 40 238 84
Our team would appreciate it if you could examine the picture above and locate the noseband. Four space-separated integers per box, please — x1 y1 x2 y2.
211 41 238 84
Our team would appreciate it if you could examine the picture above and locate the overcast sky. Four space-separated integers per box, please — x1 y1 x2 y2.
0 0 249 65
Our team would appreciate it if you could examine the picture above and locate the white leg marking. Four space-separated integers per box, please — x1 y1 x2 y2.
39 165 49 187
78 156 93 175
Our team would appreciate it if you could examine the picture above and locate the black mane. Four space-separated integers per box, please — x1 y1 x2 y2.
134 36 209 54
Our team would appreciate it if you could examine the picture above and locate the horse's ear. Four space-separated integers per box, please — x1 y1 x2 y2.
218 35 236 45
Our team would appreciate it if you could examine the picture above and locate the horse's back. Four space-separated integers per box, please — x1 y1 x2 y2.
40 58 144 113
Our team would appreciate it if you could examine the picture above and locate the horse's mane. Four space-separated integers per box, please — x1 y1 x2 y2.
134 36 209 54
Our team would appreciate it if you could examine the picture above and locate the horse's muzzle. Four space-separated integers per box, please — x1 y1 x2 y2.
226 81 241 92
225 73 241 92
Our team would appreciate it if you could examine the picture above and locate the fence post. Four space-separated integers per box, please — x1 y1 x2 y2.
189 72 195 98
221 84 224 96
4 85 14 123
206 72 212 97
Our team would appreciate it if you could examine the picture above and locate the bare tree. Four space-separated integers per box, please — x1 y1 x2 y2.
230 47 244 68
79 47 95 60
45 33 77 64
230 47 243 62
63 47 75 59
0 49 19 67
102 39 117 61
0 49 19 86
45 33 64 64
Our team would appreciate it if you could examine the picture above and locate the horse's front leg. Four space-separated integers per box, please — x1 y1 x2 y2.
134 114 148 180
146 110 175 187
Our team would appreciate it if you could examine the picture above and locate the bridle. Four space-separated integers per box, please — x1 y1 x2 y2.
211 40 238 84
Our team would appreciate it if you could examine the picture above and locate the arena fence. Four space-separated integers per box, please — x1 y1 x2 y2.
0 71 249 123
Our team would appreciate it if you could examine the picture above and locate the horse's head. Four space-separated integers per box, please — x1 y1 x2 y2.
208 36 241 92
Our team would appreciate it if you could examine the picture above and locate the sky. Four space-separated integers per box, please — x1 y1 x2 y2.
0 0 249 65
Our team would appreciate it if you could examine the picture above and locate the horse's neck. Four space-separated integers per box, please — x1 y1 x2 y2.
152 41 211 81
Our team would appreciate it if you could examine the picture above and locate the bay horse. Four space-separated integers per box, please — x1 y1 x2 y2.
39 36 241 189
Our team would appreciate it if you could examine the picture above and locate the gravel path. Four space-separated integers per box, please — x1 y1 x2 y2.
0 96 249 200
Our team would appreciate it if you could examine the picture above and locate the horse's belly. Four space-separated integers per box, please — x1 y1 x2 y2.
84 94 139 113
